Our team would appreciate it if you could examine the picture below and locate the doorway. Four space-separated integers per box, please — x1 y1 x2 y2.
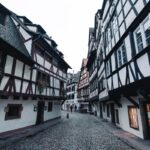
110 103 115 123
36 101 45 125
100 103 103 118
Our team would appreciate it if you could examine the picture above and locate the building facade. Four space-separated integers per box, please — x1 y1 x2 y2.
87 0 150 139
77 59 90 113
0 4 70 134
87 10 102 116
62 72 80 111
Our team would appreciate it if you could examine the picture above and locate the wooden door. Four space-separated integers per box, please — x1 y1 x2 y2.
36 101 45 125
110 103 115 123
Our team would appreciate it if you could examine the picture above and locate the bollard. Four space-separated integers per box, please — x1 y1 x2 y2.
66 113 69 119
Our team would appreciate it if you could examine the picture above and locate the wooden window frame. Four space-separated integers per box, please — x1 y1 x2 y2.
5 104 23 120
128 106 139 130
48 102 53 112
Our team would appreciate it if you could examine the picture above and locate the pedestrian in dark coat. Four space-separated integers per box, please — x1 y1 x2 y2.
70 105 73 113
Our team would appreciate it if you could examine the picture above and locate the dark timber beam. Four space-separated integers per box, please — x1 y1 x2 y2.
61 99 66 106
137 89 150 101
125 95 139 108
114 100 122 108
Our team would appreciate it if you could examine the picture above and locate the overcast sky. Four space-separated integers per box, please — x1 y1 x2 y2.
1 0 103 73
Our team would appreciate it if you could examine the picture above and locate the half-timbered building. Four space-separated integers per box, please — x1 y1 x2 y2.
77 59 90 113
62 72 80 111
87 10 103 116
96 0 150 139
0 4 70 134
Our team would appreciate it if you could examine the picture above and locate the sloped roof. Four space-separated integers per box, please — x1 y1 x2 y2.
0 4 31 59
0 3 71 69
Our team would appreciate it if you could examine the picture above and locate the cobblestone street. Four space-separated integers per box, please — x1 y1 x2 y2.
2 112 135 150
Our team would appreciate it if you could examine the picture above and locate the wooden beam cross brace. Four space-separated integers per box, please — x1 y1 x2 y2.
125 95 139 108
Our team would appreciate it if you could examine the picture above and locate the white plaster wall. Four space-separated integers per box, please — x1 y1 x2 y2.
107 78 111 90
113 74 118 89
45 61 51 70
32 70 37 82
124 1 131 17
15 79 21 93
59 70 63 77
102 102 112 122
24 40 32 55
115 97 144 139
32 83 36 94
23 65 31 80
125 35 132 61
53 66 57 74
27 26 37 32
19 27 31 40
4 55 13 74
0 98 37 133
119 68 126 86
15 60 23 77
111 54 116 72
137 54 150 77
135 0 144 14
36 54 44 66
129 62 136 83
126 10 136 28
22 81 28 93
95 102 100 117
0 76 9 91
11 18 19 26
44 101 61 121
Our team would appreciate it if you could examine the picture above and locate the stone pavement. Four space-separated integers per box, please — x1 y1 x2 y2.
98 118 150 150
0 111 150 150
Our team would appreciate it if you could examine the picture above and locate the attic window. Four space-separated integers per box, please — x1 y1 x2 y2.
0 12 6 25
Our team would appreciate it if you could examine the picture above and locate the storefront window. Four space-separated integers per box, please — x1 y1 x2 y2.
128 106 139 130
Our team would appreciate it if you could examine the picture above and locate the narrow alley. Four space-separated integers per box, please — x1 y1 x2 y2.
2 112 134 150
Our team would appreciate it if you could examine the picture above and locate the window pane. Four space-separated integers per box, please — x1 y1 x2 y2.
136 29 143 52
122 45 127 64
117 49 122 66
128 106 139 129
144 19 150 46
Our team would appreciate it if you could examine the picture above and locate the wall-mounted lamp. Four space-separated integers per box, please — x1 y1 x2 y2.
33 105 37 112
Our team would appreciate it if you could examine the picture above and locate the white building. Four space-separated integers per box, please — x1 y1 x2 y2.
77 59 90 113
0 4 70 134
87 0 150 139
62 72 80 111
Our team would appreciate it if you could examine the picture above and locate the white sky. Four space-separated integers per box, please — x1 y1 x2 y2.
0 0 103 73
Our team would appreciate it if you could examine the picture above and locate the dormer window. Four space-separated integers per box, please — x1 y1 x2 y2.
0 12 6 25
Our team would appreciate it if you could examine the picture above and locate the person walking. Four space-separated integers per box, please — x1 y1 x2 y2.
74 105 77 111
70 105 73 113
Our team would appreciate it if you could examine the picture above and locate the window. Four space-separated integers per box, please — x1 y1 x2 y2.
128 106 139 129
5 104 23 120
72 94 74 99
117 44 127 67
106 61 111 76
143 19 150 46
135 29 143 52
99 77 105 92
48 102 53 112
